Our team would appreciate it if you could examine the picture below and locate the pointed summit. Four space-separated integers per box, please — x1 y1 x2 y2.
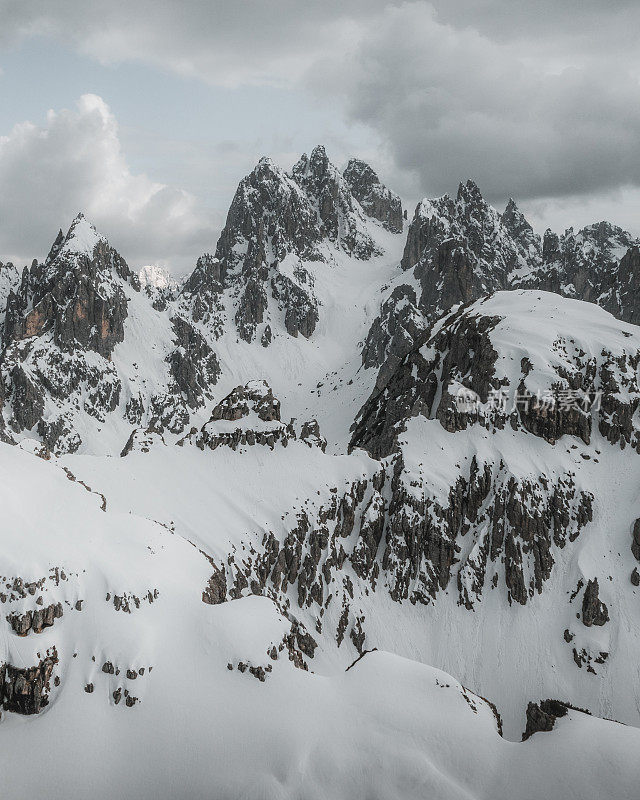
502 198 531 232
3 211 135 361
343 158 403 234
55 213 105 261
456 179 484 206
43 214 107 271
183 153 323 343
291 145 380 258
45 228 66 264
501 199 541 265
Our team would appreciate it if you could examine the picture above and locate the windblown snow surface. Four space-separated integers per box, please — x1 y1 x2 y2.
2 443 640 800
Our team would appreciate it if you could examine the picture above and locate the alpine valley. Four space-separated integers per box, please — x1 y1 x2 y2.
2 145 640 799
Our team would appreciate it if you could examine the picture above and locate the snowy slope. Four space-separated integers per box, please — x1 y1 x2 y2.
2 441 640 800
3 149 640 797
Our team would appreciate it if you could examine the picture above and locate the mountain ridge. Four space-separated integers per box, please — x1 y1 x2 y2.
2 146 640 798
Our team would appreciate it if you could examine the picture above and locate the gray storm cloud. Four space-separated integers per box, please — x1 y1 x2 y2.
329 2 640 203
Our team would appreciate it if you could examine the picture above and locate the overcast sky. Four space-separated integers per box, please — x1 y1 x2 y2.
1 0 639 273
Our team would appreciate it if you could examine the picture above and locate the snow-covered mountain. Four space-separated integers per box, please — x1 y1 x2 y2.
2 151 640 799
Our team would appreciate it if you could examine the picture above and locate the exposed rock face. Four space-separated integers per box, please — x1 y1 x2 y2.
611 245 640 325
7 602 63 635
4 215 135 357
321 290 640 631
120 427 167 457
138 265 180 312
180 146 395 345
179 253 225 337
209 380 281 423
581 578 609 627
292 146 380 259
167 316 220 409
375 455 592 609
402 183 528 308
363 183 640 374
9 364 44 431
300 419 327 452
520 222 638 312
202 565 227 605
342 159 403 234
354 292 640 459
0 216 136 451
192 381 325 454
632 518 640 561
501 198 541 265
0 214 226 454
361 284 426 391
364 184 535 371
189 157 323 344
2 650 58 715
0 260 21 335
224 476 372 646
523 699 570 740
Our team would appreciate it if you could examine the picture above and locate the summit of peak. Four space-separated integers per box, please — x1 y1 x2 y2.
250 156 287 179
309 144 329 161
57 213 105 260
502 198 533 232
255 155 281 173
456 179 484 205
138 264 177 292
292 145 337 182
504 197 519 214
344 157 378 180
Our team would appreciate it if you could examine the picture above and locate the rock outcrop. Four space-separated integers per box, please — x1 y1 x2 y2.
4 215 135 357
2 649 58 715
190 381 325 454
363 183 536 371
581 578 609 627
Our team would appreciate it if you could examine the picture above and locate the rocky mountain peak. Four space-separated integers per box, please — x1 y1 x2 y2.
55 213 104 260
576 220 637 255
456 178 485 207
290 144 331 184
542 228 560 262
45 228 66 264
138 264 176 292
183 147 399 346
501 199 541 266
139 264 180 312
216 155 323 275
291 145 380 259
502 198 532 237
401 181 520 295
199 154 323 343
366 183 541 374
342 158 404 234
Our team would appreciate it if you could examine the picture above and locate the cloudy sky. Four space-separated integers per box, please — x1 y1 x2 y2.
1 0 639 273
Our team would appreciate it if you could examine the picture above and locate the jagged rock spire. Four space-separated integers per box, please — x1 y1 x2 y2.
291 145 380 258
182 145 398 345
4 214 136 355
342 158 403 233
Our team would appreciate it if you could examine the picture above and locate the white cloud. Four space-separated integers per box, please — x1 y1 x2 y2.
0 94 215 272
